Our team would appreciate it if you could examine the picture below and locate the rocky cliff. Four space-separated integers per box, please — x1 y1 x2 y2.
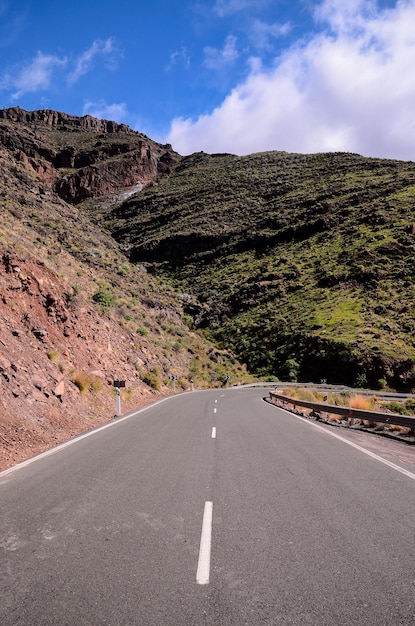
0 106 179 204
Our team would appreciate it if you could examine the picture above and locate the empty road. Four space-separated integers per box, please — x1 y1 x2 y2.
1 388 415 625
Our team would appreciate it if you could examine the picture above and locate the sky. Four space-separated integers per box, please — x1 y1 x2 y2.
1 0 415 160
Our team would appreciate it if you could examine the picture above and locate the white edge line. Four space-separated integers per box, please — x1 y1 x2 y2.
272 402 415 482
211 427 217 439
196 501 213 585
0 396 174 478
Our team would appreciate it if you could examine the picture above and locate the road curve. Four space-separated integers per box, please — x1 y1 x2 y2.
1 388 415 625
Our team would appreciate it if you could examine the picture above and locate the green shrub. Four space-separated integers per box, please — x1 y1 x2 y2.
92 289 116 311
142 367 161 391
355 373 368 388
376 378 388 390
137 327 149 336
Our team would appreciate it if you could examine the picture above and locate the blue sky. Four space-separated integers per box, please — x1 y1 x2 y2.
1 0 414 160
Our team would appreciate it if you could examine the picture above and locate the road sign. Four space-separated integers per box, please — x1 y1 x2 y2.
113 381 126 415
168 374 178 390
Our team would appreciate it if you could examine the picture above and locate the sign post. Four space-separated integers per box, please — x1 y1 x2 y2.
168 374 177 391
113 380 126 416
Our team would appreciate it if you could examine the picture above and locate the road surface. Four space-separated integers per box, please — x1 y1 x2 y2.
1 388 415 625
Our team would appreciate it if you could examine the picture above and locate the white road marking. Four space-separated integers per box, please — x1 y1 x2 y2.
214 408 217 414
215 399 218 403
212 427 216 439
0 396 173 478
277 405 415 482
196 501 213 585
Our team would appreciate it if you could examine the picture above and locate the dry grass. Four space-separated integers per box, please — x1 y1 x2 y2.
349 395 376 411
72 372 103 394
277 386 415 433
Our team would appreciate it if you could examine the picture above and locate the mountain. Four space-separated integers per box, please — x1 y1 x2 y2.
99 150 415 391
2 106 415 470
0 108 246 470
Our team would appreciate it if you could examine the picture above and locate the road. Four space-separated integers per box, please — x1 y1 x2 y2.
1 388 415 625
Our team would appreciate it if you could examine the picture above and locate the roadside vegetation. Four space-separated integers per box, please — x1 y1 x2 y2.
276 386 415 435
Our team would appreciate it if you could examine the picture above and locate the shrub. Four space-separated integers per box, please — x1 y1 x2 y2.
355 373 368 388
92 289 116 311
142 367 161 391
47 350 58 362
280 358 300 382
349 395 375 411
137 327 149 336
382 399 415 416
376 378 388 390
72 373 102 394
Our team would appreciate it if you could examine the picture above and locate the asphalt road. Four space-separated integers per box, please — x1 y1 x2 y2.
1 388 415 625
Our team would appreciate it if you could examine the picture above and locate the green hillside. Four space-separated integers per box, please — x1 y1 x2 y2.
100 150 415 390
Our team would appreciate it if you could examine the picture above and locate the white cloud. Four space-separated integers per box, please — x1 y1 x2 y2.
68 38 117 85
203 34 239 69
166 0 415 161
250 19 292 51
82 100 128 122
0 51 66 99
0 37 119 100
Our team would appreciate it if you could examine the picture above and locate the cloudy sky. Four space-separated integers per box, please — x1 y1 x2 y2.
0 0 414 160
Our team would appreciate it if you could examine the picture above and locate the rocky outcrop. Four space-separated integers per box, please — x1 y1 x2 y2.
0 107 133 134
0 106 180 204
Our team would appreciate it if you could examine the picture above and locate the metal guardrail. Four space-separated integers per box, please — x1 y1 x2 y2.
268 392 415 430
240 381 415 400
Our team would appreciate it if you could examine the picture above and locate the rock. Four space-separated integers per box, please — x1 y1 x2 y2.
32 327 48 341
32 375 47 391
54 380 65 398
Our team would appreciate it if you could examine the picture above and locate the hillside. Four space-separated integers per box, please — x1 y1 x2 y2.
101 150 415 390
0 109 247 470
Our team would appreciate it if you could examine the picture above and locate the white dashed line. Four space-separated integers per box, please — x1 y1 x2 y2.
196 501 213 585
211 427 216 439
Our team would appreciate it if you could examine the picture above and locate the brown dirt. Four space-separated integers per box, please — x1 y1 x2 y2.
0 248 167 471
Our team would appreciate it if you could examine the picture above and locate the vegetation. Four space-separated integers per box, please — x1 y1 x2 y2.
0 117 250 395
92 289 116 312
100 150 415 389
141 367 161 391
2 109 415 391
72 373 103 394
